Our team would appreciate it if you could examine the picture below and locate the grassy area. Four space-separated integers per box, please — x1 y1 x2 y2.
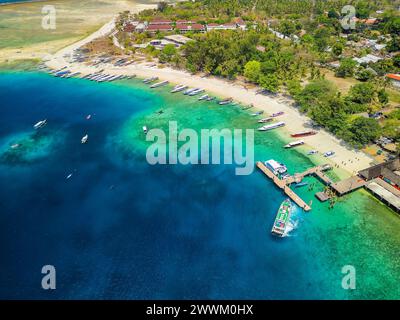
388 88 400 106
320 68 360 94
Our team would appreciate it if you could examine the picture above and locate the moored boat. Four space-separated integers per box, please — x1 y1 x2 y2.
290 130 317 138
198 94 209 101
271 199 293 237
183 88 197 95
251 111 264 116
188 88 205 96
258 117 273 123
150 80 169 88
143 126 148 134
295 182 308 188
284 140 305 148
218 98 233 105
264 159 287 175
171 84 187 93
143 76 158 84
323 151 335 157
272 111 284 117
258 121 285 131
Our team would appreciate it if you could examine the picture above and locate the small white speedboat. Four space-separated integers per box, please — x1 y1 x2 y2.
143 126 148 134
81 134 88 144
34 119 47 129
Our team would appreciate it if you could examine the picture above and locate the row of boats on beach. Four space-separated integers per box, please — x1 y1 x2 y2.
143 78 236 105
251 109 337 156
41 65 136 83
142 77 336 156
42 66 337 157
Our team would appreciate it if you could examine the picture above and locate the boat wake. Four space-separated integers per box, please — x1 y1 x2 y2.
282 219 298 237
282 205 302 237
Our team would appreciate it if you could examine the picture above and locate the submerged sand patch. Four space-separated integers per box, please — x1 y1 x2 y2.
0 0 156 62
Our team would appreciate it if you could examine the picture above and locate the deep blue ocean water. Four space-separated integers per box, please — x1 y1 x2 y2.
1 72 399 299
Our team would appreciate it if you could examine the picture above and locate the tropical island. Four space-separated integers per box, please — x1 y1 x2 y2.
126 2 399 150
54 0 400 156
1 0 400 300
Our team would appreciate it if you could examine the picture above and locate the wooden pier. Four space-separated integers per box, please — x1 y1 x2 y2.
257 160 374 208
256 161 312 211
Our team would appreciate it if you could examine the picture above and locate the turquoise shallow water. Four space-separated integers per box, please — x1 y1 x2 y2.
0 71 399 299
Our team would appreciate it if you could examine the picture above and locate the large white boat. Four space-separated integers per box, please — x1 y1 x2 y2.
258 121 285 131
264 159 287 175
271 199 293 237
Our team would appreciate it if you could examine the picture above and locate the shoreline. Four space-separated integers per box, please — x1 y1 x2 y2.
43 18 375 178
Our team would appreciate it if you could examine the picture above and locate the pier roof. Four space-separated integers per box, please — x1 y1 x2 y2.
366 179 400 212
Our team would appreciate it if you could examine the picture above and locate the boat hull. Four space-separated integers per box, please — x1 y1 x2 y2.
290 131 317 138
271 199 293 237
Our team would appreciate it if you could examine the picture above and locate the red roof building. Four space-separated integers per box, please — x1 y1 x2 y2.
175 23 205 33
123 23 135 32
387 74 400 88
147 24 173 33
176 20 192 25
149 19 173 25
206 23 237 31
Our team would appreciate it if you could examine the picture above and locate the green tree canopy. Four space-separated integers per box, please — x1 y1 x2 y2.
348 82 375 105
352 117 381 142
244 60 261 83
336 58 357 78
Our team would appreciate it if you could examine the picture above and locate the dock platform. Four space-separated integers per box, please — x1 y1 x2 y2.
256 162 312 211
330 176 367 195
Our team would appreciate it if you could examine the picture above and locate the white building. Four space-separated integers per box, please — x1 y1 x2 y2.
353 54 382 64
206 23 237 31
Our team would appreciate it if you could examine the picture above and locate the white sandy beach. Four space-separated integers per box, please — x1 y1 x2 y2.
44 17 376 177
